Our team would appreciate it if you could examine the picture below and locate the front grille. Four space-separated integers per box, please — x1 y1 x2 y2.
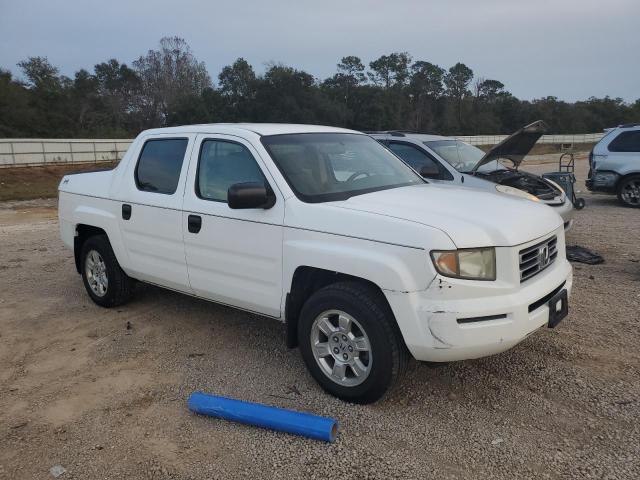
519 236 558 282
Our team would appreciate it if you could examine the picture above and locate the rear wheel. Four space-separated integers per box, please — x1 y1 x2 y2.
298 281 408 404
80 235 133 307
617 175 640 208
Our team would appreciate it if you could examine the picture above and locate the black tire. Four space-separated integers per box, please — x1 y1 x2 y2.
80 234 133 307
298 281 409 404
617 175 640 208
574 197 586 210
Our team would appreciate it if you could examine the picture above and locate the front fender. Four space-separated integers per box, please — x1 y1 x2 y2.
282 228 435 295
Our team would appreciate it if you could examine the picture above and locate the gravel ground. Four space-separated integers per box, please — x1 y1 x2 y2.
1 157 639 479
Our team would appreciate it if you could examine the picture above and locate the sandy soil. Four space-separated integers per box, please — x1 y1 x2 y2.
0 158 639 479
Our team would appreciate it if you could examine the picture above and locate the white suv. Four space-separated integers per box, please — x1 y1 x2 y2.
59 124 572 403
587 123 640 207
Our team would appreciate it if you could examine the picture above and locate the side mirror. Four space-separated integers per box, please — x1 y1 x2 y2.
419 164 440 179
228 182 276 209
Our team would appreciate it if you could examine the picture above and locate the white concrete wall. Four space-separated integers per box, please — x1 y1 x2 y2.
0 139 132 167
0 133 605 167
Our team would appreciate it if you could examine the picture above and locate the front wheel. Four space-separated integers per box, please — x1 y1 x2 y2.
80 235 133 307
617 175 640 208
298 282 409 404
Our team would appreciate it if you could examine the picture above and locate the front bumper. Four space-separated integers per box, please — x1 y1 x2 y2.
385 247 573 362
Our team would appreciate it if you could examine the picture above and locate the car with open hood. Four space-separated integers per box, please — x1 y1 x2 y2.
59 123 572 403
369 121 574 230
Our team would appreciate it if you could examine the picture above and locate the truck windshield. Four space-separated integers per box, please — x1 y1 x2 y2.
261 133 424 203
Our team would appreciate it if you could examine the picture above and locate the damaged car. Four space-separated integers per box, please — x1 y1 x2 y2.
59 123 572 404
370 121 574 230
587 123 640 207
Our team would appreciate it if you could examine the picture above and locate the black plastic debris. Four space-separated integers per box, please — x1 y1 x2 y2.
566 246 604 265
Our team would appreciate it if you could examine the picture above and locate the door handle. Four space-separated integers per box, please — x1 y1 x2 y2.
188 214 202 234
122 204 132 220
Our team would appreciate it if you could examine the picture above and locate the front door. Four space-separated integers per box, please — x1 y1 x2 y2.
182 134 284 317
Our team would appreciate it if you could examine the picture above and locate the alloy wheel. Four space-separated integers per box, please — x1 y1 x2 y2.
310 310 372 387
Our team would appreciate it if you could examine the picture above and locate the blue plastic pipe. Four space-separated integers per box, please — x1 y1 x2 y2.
187 392 338 443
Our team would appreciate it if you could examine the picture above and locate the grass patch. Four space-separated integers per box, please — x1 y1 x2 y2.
0 162 117 201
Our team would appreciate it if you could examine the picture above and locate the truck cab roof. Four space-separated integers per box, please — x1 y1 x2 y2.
140 123 358 138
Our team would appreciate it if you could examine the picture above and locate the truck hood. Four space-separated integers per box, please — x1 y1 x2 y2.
329 183 563 248
471 120 548 172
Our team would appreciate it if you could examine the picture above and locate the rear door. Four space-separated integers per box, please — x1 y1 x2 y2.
606 129 640 174
182 134 285 317
116 134 195 292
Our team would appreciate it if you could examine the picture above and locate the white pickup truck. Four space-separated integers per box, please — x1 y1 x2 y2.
59 123 573 403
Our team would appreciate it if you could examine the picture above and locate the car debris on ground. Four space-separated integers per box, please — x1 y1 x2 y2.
566 245 605 264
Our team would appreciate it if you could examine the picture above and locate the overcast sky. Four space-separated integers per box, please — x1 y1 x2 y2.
1 0 638 102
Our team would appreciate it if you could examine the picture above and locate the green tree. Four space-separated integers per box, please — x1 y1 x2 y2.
94 59 141 135
321 56 367 126
368 52 412 88
133 36 211 127
0 69 37 136
444 62 474 131
17 56 72 136
367 53 412 129
71 69 100 134
2 47 639 138
408 61 445 131
338 56 366 85
475 78 506 100
218 58 257 120
17 56 61 91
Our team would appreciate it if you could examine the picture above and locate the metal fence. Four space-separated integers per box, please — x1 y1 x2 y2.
454 132 605 146
0 133 605 168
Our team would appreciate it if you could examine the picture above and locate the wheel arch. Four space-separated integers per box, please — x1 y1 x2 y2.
616 171 640 188
74 224 109 273
284 266 395 349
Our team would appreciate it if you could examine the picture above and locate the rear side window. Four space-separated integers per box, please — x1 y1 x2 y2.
608 131 640 152
197 140 267 202
135 138 188 194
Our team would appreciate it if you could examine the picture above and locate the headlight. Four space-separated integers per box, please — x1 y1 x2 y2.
431 248 496 281
495 184 539 202
543 178 565 195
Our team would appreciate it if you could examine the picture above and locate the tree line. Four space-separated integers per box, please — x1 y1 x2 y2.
1 36 638 138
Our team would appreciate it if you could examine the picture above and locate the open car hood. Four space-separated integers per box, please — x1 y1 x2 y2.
471 120 548 172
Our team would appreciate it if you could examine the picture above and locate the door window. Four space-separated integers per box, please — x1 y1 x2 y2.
135 138 188 194
197 140 267 202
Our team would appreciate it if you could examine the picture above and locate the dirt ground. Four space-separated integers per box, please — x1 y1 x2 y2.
1 158 639 479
